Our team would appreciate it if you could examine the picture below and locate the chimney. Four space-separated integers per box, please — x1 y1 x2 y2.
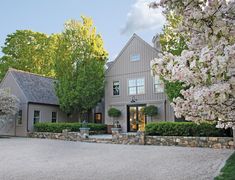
152 34 161 51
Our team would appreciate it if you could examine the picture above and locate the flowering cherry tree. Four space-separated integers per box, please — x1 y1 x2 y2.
0 89 20 129
150 0 235 129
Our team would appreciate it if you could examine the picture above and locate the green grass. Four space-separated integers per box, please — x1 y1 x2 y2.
215 152 235 180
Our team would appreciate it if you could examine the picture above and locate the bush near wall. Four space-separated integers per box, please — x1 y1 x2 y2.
34 122 107 133
145 122 231 137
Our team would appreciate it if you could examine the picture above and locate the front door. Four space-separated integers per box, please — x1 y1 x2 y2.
127 105 146 132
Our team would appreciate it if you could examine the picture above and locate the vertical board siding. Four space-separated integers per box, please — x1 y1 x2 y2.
105 35 175 129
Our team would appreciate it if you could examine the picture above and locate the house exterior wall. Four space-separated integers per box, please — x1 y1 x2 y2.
105 35 175 132
0 72 28 136
27 103 79 132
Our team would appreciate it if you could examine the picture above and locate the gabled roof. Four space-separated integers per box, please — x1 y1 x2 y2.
106 33 159 74
9 68 59 105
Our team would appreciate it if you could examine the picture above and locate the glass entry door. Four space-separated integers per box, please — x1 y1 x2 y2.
127 105 146 132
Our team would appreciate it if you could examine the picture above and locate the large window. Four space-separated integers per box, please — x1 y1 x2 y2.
52 112 57 123
113 81 120 96
128 78 145 95
17 110 22 125
33 110 40 124
154 76 164 93
130 54 140 61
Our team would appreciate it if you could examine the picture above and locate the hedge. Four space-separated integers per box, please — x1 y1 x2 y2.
34 122 107 133
145 122 231 137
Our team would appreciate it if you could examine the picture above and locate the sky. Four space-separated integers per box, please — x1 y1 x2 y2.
0 0 165 61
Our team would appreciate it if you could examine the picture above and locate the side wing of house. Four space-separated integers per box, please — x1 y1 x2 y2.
105 34 175 132
0 71 28 136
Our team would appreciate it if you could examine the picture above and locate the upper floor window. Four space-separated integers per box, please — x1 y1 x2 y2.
33 110 40 124
113 81 120 96
130 54 140 61
52 112 57 123
17 110 22 125
128 78 145 95
154 76 164 93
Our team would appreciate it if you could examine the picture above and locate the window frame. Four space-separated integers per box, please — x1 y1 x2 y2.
17 110 23 126
51 111 57 123
128 78 145 95
130 54 141 62
153 76 164 93
113 81 120 96
33 110 40 124
94 113 102 123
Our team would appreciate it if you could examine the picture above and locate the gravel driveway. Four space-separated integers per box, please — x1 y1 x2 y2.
0 137 233 180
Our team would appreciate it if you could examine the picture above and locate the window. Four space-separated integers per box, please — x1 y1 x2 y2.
52 112 57 123
130 54 140 61
128 78 145 95
154 76 164 93
113 81 120 96
33 110 40 124
94 113 102 123
17 110 22 125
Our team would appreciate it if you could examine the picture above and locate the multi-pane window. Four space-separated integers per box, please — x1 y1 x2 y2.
130 54 140 61
128 78 145 95
17 110 22 125
154 76 164 93
113 81 120 96
33 110 40 124
52 112 57 123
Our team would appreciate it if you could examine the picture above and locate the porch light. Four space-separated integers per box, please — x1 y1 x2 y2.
131 96 137 103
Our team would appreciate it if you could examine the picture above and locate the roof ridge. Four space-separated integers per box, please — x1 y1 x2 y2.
8 68 56 80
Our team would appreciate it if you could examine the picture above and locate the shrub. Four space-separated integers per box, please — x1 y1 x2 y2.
142 105 158 117
145 122 230 137
34 122 107 133
108 108 121 117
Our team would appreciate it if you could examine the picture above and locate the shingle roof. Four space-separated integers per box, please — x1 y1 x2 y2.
10 68 59 105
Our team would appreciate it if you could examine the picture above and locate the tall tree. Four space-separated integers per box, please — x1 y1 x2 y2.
150 0 235 128
0 30 58 80
55 17 108 118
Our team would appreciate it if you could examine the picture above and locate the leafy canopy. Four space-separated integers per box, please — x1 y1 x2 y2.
0 30 58 80
55 17 108 114
108 108 121 118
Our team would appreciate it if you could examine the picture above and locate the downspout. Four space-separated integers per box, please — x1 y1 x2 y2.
27 102 29 132
164 100 167 121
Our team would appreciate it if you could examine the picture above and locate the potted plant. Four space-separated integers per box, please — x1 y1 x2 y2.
142 105 158 122
108 107 122 133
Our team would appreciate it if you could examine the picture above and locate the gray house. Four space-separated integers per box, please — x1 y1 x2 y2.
0 68 79 136
0 34 175 136
104 34 175 132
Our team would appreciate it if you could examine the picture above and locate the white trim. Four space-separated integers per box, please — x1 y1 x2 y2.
127 77 145 96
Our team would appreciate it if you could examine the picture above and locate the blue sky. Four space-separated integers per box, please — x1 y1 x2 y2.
0 0 165 61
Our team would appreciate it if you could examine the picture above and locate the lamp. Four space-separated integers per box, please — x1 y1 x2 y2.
131 96 137 103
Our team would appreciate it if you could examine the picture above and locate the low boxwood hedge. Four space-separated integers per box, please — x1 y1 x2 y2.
34 122 107 133
145 122 231 137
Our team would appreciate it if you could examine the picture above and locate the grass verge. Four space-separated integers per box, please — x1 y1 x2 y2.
215 152 235 180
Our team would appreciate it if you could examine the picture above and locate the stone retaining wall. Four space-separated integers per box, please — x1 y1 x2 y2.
28 132 234 149
145 136 234 149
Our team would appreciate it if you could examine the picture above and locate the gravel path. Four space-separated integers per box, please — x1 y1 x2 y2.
0 137 233 180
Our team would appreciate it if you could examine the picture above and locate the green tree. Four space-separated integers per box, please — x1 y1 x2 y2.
159 13 188 101
0 30 58 80
55 17 108 119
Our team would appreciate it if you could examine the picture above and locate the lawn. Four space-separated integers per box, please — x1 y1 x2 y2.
215 152 235 180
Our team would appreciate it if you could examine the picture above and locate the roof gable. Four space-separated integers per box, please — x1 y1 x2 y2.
106 33 159 75
9 69 59 105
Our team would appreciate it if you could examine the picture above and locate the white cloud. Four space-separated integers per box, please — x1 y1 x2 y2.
121 0 165 35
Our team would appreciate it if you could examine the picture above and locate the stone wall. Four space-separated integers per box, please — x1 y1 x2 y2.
145 136 234 149
28 131 234 149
